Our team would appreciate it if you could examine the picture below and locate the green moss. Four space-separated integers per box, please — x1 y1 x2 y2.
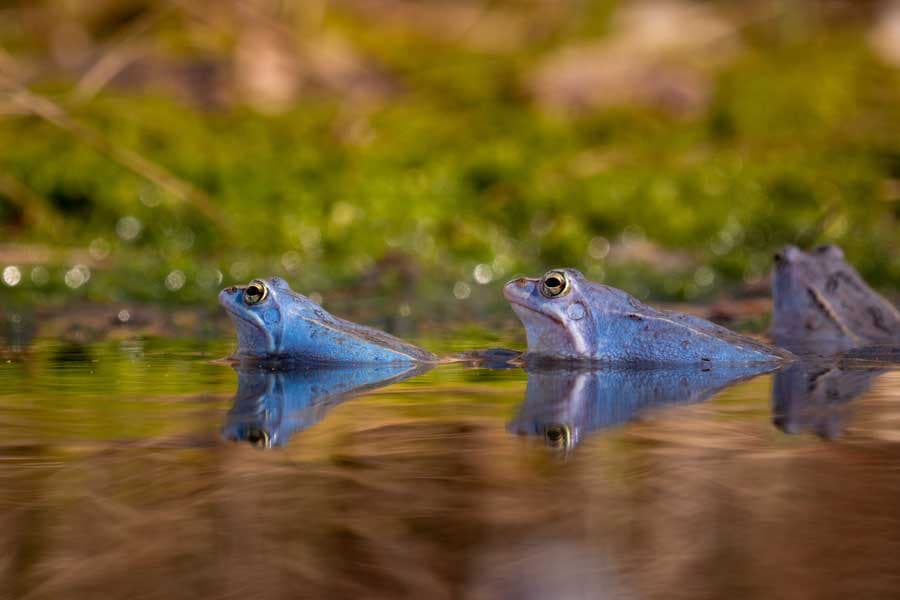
0 9 898 309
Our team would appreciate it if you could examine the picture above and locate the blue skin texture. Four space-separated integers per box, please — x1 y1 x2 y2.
219 277 437 364
504 268 794 364
223 363 425 448
509 363 775 449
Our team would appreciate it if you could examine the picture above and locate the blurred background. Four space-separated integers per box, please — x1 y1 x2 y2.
1 0 899 327
3 6 900 598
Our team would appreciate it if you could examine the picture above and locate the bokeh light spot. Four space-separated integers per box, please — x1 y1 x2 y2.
694 266 716 287
64 265 90 289
473 263 494 284
165 270 186 291
197 267 223 288
588 236 610 260
89 238 111 260
116 216 143 241
2 266 21 286
30 266 49 286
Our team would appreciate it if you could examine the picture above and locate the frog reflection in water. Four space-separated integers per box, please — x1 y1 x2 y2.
504 269 793 364
219 277 437 364
509 364 777 450
772 360 890 440
223 364 425 448
772 245 900 352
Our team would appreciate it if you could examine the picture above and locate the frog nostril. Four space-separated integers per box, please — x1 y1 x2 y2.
226 286 238 293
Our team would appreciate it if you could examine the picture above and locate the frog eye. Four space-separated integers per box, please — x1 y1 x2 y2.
540 270 570 298
543 423 572 449
243 280 268 305
246 427 271 448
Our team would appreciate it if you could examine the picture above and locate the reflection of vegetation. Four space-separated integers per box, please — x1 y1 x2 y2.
0 2 898 309
0 339 527 442
0 339 236 441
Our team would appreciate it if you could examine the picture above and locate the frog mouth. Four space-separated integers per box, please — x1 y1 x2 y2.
505 292 587 357
229 313 275 353
221 303 254 323
220 301 265 330
506 298 566 326
503 281 567 326
219 292 276 354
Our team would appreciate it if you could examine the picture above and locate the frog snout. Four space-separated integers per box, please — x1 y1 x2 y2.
502 278 530 301
218 286 240 307
504 278 531 289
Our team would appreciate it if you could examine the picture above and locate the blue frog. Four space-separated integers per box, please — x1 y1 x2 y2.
219 277 438 364
504 268 793 364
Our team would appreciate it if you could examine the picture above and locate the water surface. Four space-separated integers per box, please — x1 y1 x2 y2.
2 337 900 600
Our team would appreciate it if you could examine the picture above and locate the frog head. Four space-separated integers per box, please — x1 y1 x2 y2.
502 268 633 359
772 245 844 316
218 277 308 357
219 277 438 364
772 244 900 347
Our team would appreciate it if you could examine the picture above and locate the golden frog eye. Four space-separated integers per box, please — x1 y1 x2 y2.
246 427 271 448
540 270 569 298
543 423 572 449
243 280 268 305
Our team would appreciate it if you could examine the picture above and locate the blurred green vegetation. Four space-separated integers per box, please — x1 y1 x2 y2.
0 0 898 313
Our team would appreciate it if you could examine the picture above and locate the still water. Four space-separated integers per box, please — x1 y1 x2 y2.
1 336 900 599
